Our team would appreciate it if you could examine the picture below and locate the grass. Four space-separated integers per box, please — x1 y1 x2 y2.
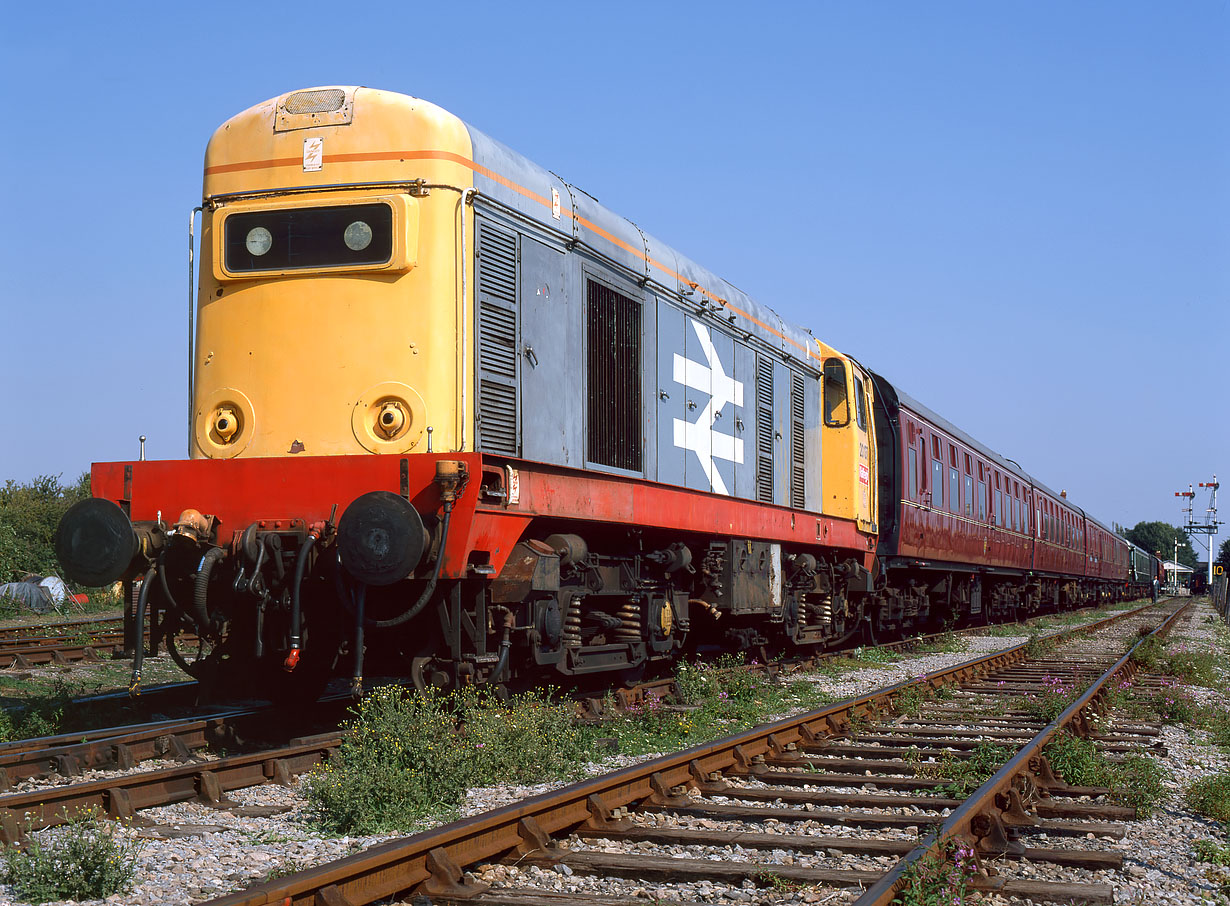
1044 732 1168 816
0 810 139 903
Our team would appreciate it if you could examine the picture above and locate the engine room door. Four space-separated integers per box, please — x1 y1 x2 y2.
655 300 686 487
518 236 577 466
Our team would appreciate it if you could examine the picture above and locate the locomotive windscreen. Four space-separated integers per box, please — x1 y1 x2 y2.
223 203 393 272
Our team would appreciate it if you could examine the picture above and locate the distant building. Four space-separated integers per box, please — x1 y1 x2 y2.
1162 560 1194 593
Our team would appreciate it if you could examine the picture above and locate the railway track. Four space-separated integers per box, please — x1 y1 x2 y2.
0 599 1184 904
172 599 1183 906
0 601 1144 812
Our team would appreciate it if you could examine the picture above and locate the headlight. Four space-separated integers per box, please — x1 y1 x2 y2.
344 220 373 251
245 227 272 256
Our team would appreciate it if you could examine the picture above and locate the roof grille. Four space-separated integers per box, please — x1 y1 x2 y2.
275 88 354 132
284 89 346 114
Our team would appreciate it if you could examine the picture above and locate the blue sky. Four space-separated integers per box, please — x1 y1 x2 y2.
1 2 1225 545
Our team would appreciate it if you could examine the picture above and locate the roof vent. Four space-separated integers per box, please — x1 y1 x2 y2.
275 87 355 133
285 89 346 115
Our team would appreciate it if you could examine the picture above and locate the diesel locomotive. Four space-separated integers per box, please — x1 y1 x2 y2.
54 86 1160 698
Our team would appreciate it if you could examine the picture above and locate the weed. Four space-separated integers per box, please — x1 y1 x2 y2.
895 686 928 718
1021 674 1076 723
0 810 139 903
903 742 1012 797
755 870 810 892
1196 705 1230 748
304 684 586 835
1044 733 1168 817
915 632 966 654
937 742 1013 797
1132 637 1219 688
1187 772 1230 823
1023 633 1055 660
893 837 979 906
455 686 588 783
263 858 305 881
1194 839 1230 865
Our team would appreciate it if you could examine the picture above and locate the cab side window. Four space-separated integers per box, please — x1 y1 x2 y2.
853 375 867 430
823 360 849 426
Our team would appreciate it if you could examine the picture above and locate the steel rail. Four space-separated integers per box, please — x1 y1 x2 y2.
607 598 1160 712
851 599 1193 905
198 599 1176 906
0 641 120 669
0 734 341 844
0 615 123 641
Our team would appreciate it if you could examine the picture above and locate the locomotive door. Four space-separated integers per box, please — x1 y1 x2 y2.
656 300 686 486
518 236 577 466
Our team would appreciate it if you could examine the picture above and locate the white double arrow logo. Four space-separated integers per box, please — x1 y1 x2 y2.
672 320 744 495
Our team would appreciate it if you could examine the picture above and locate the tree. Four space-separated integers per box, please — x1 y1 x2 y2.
0 473 91 583
1216 538 1230 573
1124 520 1199 570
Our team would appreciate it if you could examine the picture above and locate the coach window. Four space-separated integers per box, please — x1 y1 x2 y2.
949 465 960 514
932 444 944 510
823 360 850 426
1022 496 1029 535
978 478 987 521
964 474 973 517
908 445 918 500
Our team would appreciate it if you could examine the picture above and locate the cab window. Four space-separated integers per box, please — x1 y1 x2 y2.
853 375 867 429
823 360 849 426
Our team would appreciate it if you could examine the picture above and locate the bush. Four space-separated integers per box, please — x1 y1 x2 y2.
304 685 585 835
1 810 139 903
1187 772 1230 823
0 474 91 584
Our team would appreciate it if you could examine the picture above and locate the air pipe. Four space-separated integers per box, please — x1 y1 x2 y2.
128 567 156 697
283 530 320 672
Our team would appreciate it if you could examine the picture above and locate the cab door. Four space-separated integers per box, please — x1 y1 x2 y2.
818 349 876 535
850 362 877 534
